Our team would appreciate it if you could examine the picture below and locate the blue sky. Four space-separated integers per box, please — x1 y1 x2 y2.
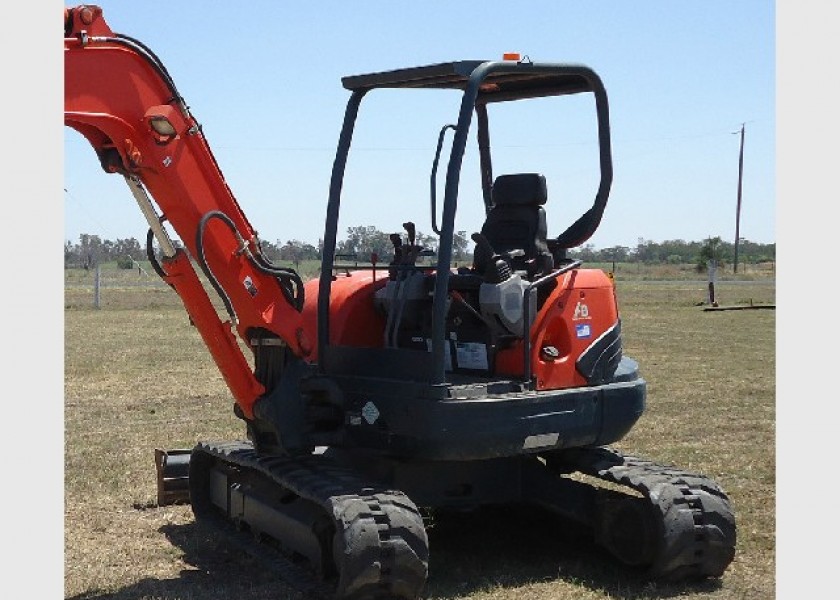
63 1 776 251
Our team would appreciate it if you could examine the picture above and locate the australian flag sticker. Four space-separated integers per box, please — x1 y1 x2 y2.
575 323 592 339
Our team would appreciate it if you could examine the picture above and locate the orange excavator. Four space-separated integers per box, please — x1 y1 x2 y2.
65 5 736 599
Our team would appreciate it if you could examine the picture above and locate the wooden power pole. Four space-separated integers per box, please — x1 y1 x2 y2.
733 123 745 274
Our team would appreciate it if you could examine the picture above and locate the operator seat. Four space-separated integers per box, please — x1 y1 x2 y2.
472 173 554 280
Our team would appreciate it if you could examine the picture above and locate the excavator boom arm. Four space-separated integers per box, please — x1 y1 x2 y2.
64 6 312 418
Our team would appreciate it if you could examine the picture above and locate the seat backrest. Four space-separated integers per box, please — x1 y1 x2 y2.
473 173 554 279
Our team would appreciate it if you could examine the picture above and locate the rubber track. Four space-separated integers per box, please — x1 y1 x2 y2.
191 440 429 600
558 447 737 581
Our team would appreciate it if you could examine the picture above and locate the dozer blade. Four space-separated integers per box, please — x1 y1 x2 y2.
154 448 192 506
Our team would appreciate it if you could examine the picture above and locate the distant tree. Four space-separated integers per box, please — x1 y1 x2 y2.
337 225 398 262
697 236 726 271
598 245 631 263
634 238 663 263
452 230 469 260
659 239 695 263
577 243 598 262
116 255 135 270
279 240 303 268
254 239 281 262
415 231 436 253
278 240 320 266
113 237 144 261
64 240 79 267
78 233 103 269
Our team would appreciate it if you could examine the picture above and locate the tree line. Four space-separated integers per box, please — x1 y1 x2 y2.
572 236 775 269
65 228 774 271
63 226 472 269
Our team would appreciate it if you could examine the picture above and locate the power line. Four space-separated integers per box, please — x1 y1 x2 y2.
64 186 114 241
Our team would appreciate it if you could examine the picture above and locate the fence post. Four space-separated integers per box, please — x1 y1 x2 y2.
94 265 101 309
707 259 718 306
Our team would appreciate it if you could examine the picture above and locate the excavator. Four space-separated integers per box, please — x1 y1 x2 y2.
64 5 736 599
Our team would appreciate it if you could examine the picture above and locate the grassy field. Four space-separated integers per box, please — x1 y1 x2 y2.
64 265 775 599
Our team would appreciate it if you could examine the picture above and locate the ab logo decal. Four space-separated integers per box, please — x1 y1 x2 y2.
573 301 590 320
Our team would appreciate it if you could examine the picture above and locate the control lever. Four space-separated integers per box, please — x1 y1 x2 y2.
471 232 511 283
403 221 416 247
389 233 403 279
402 221 421 266
390 232 403 258
471 232 494 258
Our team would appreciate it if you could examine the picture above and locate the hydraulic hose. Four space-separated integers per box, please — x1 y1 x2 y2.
249 237 306 311
195 211 239 324
146 227 170 282
195 211 305 326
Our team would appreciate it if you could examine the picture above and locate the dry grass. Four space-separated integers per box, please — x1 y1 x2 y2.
64 268 775 599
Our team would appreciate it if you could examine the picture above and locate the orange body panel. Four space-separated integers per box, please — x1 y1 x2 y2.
312 267 620 392
324 272 389 348
298 271 388 361
495 269 618 390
